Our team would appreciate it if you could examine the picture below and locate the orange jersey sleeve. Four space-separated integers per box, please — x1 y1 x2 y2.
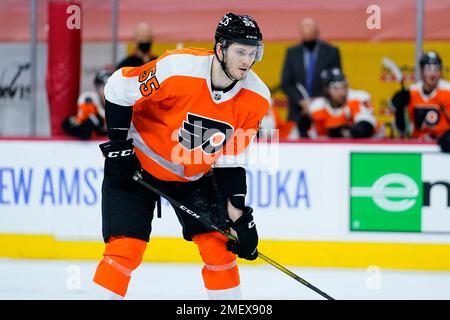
105 48 216 108
104 52 174 107
75 102 98 123
309 102 328 137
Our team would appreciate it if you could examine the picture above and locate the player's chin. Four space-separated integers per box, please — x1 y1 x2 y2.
233 70 248 80
426 78 438 87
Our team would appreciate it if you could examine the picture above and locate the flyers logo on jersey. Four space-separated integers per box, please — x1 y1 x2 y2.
413 106 441 128
178 113 234 154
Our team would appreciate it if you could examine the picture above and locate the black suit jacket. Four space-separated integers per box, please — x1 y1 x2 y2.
281 40 341 121
116 54 158 69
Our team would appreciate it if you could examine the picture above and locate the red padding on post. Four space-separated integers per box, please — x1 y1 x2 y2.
46 0 81 136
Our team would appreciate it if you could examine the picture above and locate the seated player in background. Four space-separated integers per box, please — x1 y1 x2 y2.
62 68 112 140
308 68 377 138
390 51 450 152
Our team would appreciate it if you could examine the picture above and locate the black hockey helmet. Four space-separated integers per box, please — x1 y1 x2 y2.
215 12 263 46
94 67 113 87
215 12 264 62
213 13 264 81
419 51 442 69
320 68 347 87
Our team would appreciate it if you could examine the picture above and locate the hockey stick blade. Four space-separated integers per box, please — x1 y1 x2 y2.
382 56 404 89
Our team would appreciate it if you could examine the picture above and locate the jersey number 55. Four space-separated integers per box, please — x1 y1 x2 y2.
139 66 160 97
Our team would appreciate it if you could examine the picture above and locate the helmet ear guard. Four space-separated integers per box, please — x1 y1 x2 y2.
214 40 235 80
214 39 229 60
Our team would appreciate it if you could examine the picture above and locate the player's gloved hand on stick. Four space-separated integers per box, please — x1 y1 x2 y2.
327 125 351 138
391 88 410 110
226 206 258 261
99 138 141 186
438 129 450 153
391 89 410 135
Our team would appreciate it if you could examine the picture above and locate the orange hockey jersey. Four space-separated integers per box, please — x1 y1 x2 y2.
308 89 377 137
104 48 270 182
407 79 450 139
75 92 105 124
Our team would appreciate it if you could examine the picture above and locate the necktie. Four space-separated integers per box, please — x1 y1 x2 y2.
306 51 316 97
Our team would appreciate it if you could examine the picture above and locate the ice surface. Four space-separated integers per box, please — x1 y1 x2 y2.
0 259 449 300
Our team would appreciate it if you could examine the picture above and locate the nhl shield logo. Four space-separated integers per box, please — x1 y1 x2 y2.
178 113 234 154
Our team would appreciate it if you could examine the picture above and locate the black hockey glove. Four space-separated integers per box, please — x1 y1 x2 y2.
438 129 450 153
391 88 411 111
391 89 411 134
226 206 258 261
99 138 141 186
328 125 351 138
349 121 375 138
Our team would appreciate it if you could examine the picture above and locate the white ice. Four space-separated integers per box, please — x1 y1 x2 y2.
0 259 449 300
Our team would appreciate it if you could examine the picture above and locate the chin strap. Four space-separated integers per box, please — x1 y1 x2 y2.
214 42 256 82
214 43 237 82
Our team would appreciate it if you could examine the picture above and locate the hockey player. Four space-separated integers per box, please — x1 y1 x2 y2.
391 51 450 152
92 13 270 299
308 68 377 138
62 68 112 139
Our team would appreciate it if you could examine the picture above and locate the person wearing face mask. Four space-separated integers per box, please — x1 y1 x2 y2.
390 51 450 152
281 18 341 138
116 22 158 69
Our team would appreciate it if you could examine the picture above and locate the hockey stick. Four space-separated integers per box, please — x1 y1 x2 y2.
296 82 311 101
132 170 335 300
382 57 404 89
382 57 412 138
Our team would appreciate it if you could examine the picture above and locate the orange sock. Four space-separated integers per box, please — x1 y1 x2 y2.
93 236 147 297
192 232 240 290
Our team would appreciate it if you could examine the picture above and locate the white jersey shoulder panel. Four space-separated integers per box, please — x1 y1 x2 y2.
242 70 271 103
